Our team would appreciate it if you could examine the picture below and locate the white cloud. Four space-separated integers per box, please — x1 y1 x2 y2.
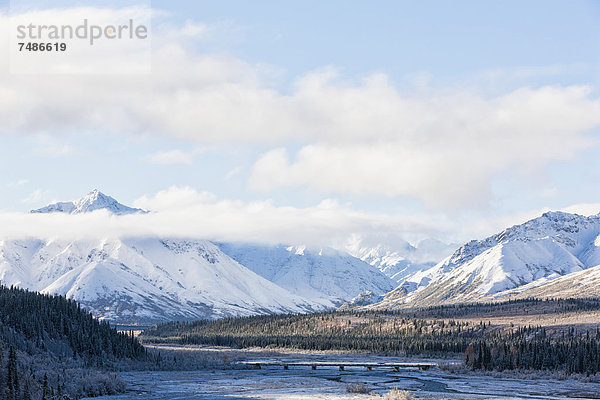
249 85 600 208
3 9 598 145
0 186 455 246
1 8 599 209
134 186 217 210
1 186 597 254
145 149 194 165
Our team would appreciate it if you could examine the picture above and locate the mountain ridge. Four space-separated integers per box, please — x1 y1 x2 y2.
361 210 600 310
20 191 600 317
6 191 397 323
217 242 396 308
0 236 322 324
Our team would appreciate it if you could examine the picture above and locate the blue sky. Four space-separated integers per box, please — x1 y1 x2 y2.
1 0 599 244
157 1 597 74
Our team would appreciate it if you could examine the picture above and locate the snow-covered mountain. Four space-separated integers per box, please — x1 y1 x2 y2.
20 191 600 319
3 190 399 323
217 243 396 308
31 189 146 215
0 237 321 324
345 234 456 283
367 211 600 309
0 238 319 323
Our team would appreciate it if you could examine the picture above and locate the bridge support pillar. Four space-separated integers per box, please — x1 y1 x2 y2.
312 365 317 370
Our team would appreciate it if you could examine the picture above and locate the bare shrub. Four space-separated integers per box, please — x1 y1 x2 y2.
346 383 371 393
375 388 413 400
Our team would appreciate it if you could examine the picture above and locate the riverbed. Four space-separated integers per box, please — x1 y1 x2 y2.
84 347 600 400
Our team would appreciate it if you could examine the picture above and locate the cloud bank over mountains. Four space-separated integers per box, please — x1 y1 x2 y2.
0 187 597 255
0 187 453 245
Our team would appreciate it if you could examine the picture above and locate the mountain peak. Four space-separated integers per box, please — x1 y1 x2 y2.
86 188 102 198
31 190 147 215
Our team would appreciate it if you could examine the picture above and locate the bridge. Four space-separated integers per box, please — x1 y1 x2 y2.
240 361 438 371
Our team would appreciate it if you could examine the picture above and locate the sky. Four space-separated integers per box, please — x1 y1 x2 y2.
0 0 599 247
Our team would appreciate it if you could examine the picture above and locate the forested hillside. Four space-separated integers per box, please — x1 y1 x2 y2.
0 285 147 400
142 300 600 375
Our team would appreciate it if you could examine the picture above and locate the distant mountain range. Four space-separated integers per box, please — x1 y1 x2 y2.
1 190 395 324
4 189 599 322
362 211 600 310
345 234 457 283
216 242 396 308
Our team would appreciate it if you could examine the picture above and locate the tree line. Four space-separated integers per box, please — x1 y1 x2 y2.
141 303 600 375
0 284 147 399
465 327 600 374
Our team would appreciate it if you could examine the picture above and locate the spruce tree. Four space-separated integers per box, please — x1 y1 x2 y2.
7 346 18 400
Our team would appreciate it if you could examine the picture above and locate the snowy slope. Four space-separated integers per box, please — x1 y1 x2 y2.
0 237 320 324
503 263 600 299
403 238 585 306
31 189 146 215
345 234 456 284
367 211 600 309
217 243 396 308
9 190 400 322
0 190 340 324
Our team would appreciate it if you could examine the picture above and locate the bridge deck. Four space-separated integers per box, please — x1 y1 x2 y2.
240 361 437 371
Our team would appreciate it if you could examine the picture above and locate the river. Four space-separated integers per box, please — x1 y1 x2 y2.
84 347 600 400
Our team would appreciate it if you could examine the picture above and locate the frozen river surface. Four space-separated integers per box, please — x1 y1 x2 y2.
85 350 600 400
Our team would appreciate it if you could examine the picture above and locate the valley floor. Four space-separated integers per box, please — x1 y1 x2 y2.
83 345 600 400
